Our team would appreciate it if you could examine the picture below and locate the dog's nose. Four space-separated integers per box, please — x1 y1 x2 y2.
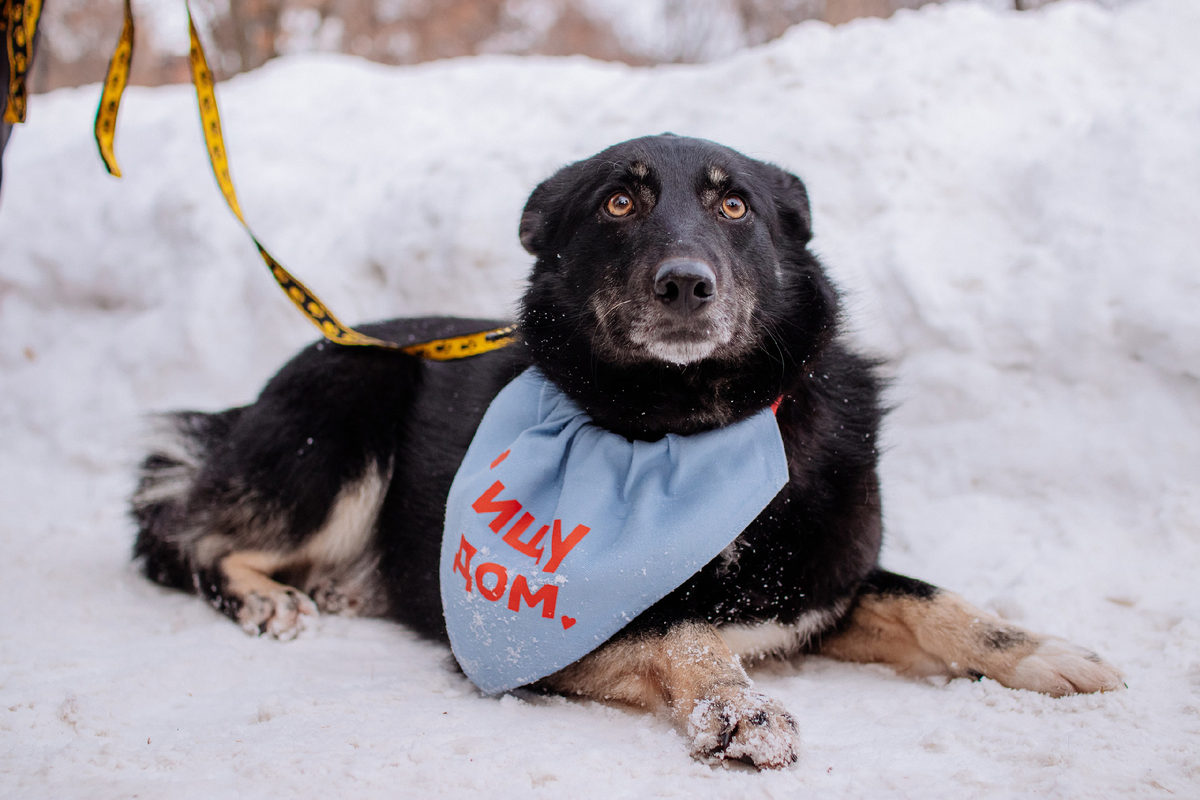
653 260 716 315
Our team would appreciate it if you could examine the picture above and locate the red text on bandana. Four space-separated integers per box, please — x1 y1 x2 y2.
453 476 591 626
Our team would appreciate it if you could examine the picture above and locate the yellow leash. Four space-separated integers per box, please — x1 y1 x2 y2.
3 0 42 124
93 0 132 177
92 1 516 359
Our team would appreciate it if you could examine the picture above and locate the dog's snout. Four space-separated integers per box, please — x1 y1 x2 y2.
653 260 716 315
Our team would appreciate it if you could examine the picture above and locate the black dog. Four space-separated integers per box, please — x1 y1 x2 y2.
132 134 1120 769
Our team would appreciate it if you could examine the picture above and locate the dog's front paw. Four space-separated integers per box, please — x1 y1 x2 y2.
237 588 318 641
686 689 800 769
1003 637 1123 696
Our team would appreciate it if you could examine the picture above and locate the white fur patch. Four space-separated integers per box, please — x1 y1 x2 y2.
301 460 390 566
640 338 720 365
719 603 849 660
130 416 206 508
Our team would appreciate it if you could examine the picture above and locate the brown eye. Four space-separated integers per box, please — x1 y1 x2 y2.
720 194 747 220
605 192 634 217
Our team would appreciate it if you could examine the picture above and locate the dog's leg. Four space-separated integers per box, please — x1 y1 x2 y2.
215 550 318 641
188 460 392 640
542 621 800 769
817 570 1122 696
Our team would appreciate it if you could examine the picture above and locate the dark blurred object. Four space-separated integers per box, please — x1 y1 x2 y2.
2 0 43 192
1 46 7 192
32 0 1067 92
1 14 9 173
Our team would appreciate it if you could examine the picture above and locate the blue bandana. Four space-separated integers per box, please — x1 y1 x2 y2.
440 369 789 695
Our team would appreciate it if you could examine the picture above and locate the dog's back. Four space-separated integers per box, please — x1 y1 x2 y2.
130 317 527 636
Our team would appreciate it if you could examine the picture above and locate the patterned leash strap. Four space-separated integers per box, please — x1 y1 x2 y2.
92 0 517 359
94 0 132 176
3 0 42 124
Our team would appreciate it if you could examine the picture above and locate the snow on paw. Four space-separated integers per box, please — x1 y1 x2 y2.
687 690 800 770
237 588 318 641
1004 637 1123 696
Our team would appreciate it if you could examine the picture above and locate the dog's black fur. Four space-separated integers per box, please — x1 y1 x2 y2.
137 134 883 635
132 134 1119 768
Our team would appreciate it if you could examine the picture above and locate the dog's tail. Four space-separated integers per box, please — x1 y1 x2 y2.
131 409 242 591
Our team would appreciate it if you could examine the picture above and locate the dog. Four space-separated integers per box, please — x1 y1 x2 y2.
131 134 1121 769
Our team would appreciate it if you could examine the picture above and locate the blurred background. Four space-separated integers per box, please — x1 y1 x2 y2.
33 0 1088 91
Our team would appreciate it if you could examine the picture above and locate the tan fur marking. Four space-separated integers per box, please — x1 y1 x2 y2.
819 591 1122 696
545 622 744 709
630 161 649 178
195 533 234 568
210 464 390 637
220 550 290 599
543 622 800 768
707 166 728 185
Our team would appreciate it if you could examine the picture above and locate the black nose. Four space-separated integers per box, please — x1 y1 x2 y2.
653 260 716 315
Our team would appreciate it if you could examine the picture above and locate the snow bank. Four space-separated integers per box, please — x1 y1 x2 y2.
1 0 1197 796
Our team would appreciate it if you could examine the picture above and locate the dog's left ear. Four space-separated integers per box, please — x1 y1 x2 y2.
769 168 813 246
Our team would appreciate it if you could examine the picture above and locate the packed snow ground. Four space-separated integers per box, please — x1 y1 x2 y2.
2 0 1198 796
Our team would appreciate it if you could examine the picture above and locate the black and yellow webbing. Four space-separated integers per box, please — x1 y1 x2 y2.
3 0 42 124
93 1 516 359
94 0 132 177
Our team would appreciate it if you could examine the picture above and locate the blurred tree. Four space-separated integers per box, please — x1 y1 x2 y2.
32 0 187 91
31 0 1076 92
219 0 285 72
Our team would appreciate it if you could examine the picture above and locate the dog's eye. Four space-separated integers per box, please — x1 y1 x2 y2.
605 193 635 218
720 195 748 220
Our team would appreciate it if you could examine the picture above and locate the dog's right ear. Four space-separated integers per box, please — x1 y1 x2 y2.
518 209 545 255
519 180 556 256
521 157 605 257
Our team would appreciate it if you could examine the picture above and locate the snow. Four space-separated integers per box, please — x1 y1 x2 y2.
2 0 1198 795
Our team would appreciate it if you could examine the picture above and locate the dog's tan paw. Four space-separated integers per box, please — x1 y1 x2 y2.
1003 637 1123 696
686 689 800 770
237 588 318 641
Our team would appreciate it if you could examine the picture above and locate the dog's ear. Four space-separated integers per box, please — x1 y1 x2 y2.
518 210 544 255
763 164 838 341
769 168 813 246
519 180 557 256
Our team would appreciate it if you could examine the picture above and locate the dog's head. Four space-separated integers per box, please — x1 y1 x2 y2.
518 134 839 439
